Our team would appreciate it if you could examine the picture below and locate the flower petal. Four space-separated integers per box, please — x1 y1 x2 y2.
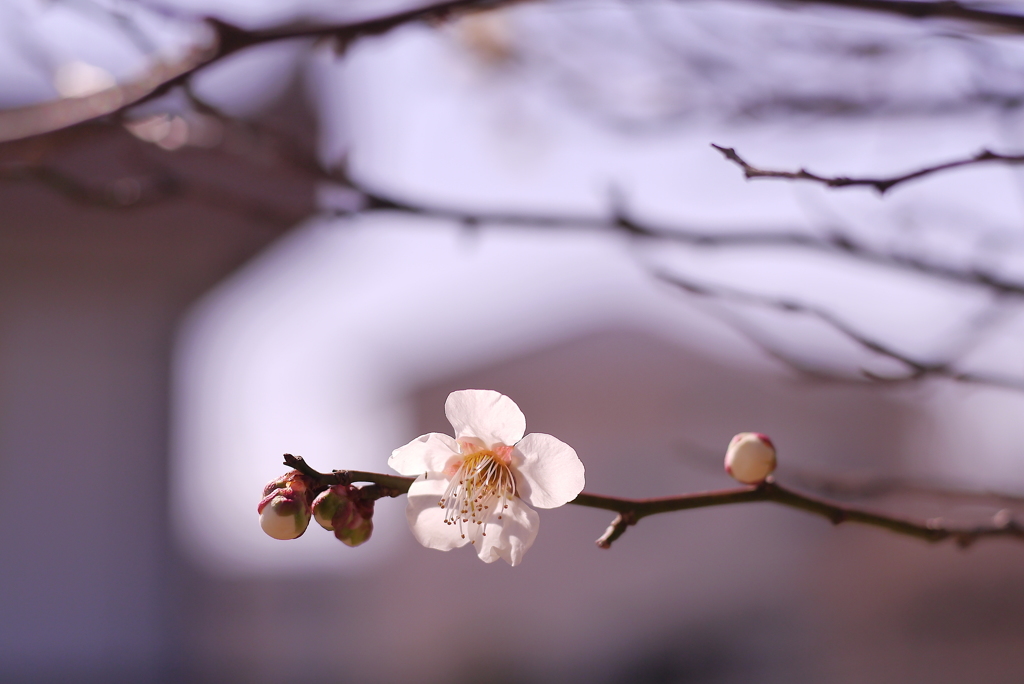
405 475 468 552
512 433 585 509
474 498 539 566
445 389 526 449
389 432 459 476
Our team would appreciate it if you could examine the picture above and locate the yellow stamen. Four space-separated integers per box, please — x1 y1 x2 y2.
438 449 516 539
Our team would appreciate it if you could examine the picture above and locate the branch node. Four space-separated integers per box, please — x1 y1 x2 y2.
955 533 976 549
282 452 310 474
595 510 637 549
208 18 259 57
828 233 857 251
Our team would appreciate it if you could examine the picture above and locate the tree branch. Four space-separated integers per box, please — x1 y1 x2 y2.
283 453 415 498
314 159 1024 298
712 143 1024 194
10 0 1024 144
335 176 1024 298
17 74 1024 306
13 110 1024 331
0 0 519 143
760 0 1024 34
0 43 213 144
282 455 1024 550
11 111 1024 394
785 467 1024 508
656 270 1024 391
16 132 1024 395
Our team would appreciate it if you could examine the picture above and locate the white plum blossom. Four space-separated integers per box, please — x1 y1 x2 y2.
389 389 585 566
724 432 777 484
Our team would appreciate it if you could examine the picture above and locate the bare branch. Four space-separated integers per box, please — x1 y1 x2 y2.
785 467 1024 508
282 453 412 501
761 0 1024 34
712 143 1024 194
9 0 1024 143
657 270 1024 391
281 455 1024 550
12 102 1024 313
9 112 1024 397
331 174 1024 298
0 0 519 143
13 116 1024 305
0 45 212 144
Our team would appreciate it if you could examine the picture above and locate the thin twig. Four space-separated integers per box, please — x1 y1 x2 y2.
712 143 1024 194
11 115 1024 393
282 455 1024 550
785 467 1024 508
762 0 1024 34
13 116 1024 394
0 0 518 143
8 0 1024 143
13 106 1024 303
656 270 1024 390
283 453 415 498
337 176 1024 297
73 105 1010 304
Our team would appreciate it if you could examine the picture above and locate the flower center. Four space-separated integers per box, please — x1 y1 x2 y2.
438 449 516 539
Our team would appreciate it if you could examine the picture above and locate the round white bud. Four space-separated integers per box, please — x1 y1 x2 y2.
258 472 314 540
725 432 776 484
258 493 312 540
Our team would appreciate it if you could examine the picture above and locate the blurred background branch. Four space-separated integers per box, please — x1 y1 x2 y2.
6 0 1024 681
657 271 1024 390
773 0 1024 33
0 0 518 143
8 82 1024 393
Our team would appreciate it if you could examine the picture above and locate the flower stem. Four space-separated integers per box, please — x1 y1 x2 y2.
282 455 1024 549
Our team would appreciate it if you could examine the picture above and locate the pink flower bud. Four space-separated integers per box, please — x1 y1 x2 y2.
312 485 348 531
335 509 373 548
312 484 374 547
725 432 776 484
257 471 314 540
262 471 313 498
